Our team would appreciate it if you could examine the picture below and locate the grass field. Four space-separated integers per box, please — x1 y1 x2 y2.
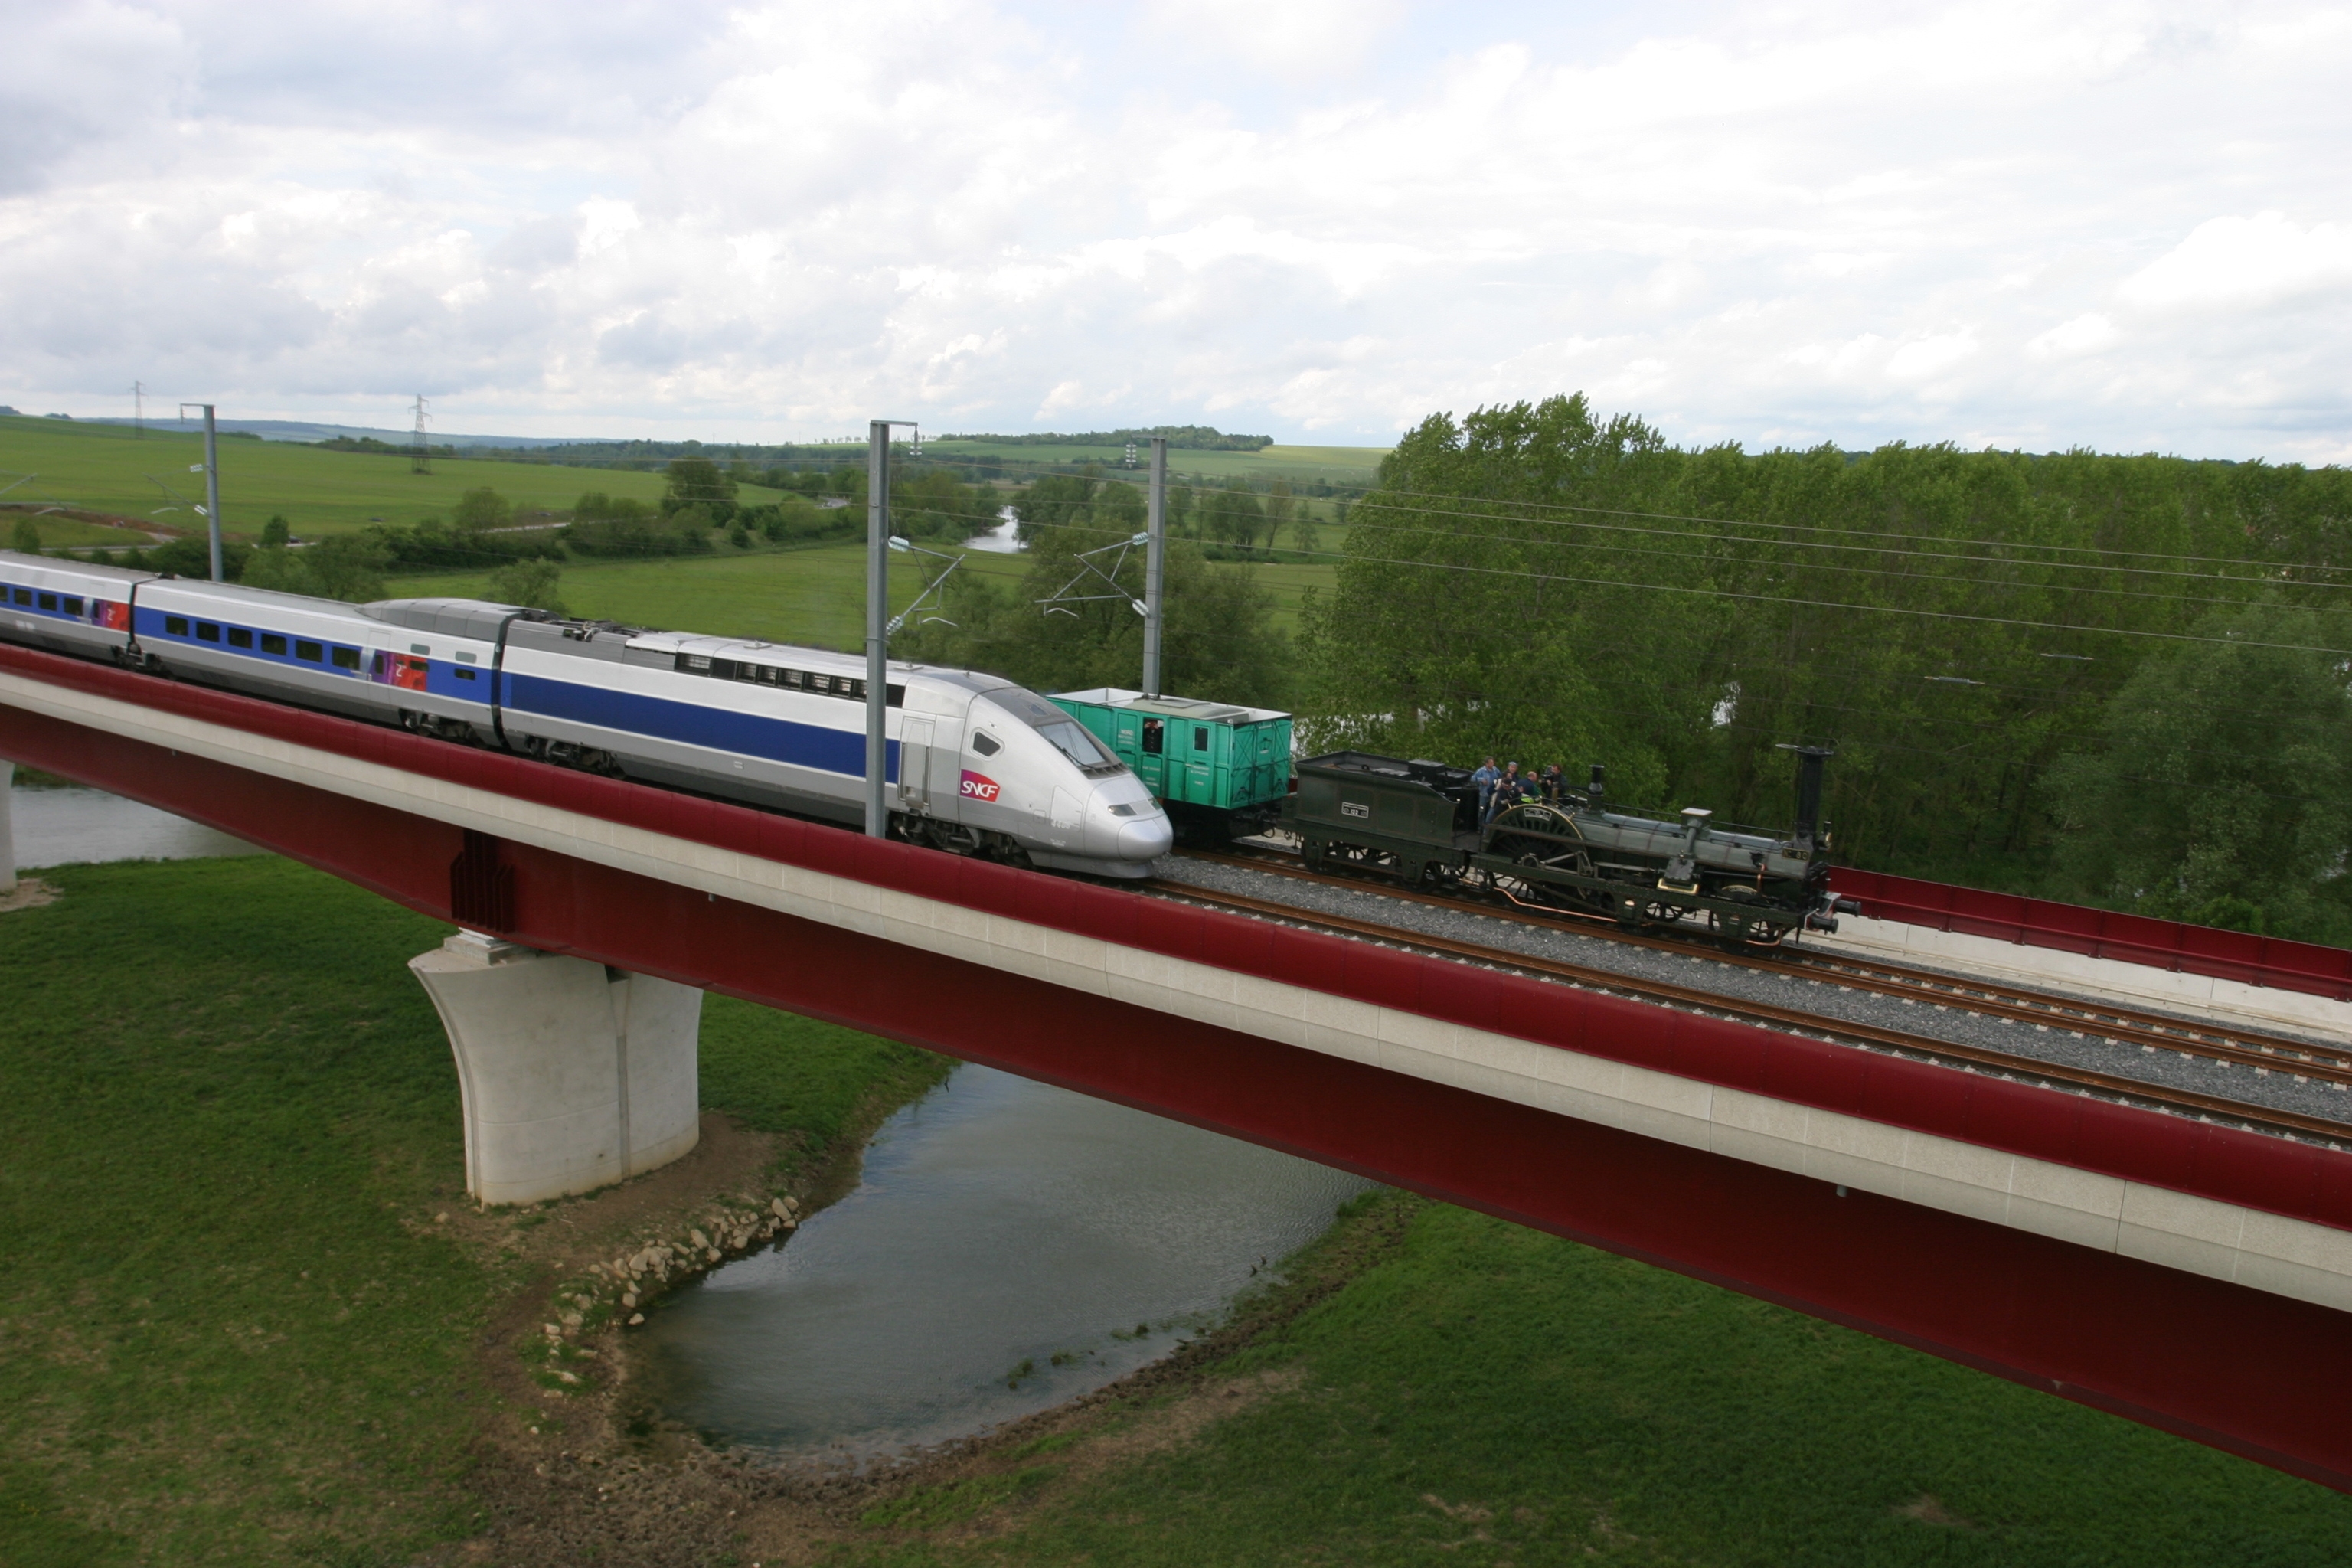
827 1191 2352 1566
0 854 947 1566
0 414 786 542
388 541 1339 646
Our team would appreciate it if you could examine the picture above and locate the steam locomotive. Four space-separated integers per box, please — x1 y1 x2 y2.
1282 749 1858 949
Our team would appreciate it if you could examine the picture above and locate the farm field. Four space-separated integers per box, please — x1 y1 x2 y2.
388 541 1338 647
0 415 785 541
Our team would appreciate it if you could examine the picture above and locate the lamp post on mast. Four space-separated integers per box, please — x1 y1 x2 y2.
865 418 918 838
178 403 223 581
1142 437 1167 697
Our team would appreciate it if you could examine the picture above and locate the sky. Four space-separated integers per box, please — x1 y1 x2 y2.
4 0 2350 459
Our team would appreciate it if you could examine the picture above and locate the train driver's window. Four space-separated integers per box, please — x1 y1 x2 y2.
1142 719 1163 755
972 731 1001 757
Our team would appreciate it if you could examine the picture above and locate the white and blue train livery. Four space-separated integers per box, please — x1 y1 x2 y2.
0 550 1173 878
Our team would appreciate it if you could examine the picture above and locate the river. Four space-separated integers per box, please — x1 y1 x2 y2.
11 777 1367 1462
8 781 265 868
636 1063 1367 1462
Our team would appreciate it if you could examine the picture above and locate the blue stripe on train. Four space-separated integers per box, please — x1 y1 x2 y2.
501 671 899 782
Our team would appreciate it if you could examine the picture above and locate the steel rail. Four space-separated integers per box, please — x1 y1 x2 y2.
1178 844 2352 1086
1142 877 2352 1145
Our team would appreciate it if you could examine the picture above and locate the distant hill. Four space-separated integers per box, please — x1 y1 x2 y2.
70 416 608 450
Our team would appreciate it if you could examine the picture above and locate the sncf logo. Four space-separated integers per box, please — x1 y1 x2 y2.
959 770 1001 802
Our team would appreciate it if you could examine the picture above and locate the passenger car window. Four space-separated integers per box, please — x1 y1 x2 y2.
164 616 189 635
63 596 84 616
261 633 287 655
228 628 253 648
9 588 28 606
296 640 322 662
455 667 478 681
1194 728 1210 752
972 731 1001 757
331 647 360 670
197 622 220 642
38 592 57 611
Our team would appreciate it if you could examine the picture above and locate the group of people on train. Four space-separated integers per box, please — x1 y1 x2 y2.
1468 757 1567 825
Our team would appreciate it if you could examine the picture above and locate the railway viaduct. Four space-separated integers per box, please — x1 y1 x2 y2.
5 640 2352 1492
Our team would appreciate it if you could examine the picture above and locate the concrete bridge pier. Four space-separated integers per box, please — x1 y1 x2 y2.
410 931 701 1206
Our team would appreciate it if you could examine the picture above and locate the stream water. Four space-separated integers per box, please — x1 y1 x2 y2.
636 1063 1368 1462
11 779 1358 1463
8 782 264 867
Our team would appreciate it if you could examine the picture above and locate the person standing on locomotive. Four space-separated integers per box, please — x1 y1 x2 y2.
1471 756 1500 822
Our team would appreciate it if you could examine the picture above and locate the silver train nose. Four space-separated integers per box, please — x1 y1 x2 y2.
1118 815 1174 861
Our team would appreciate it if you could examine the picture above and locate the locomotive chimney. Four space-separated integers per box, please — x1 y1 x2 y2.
1782 745 1833 849
1587 763 1606 805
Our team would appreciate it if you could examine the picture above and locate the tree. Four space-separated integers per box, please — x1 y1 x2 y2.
663 457 737 516
1200 479 1265 552
9 517 39 554
897 527 1292 709
240 534 388 602
1265 480 1295 554
2043 606 2352 941
487 558 567 615
260 514 291 547
451 486 513 534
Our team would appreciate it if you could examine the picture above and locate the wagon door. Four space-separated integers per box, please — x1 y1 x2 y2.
899 716 934 811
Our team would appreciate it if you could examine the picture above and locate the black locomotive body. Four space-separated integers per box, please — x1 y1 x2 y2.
1281 749 1857 949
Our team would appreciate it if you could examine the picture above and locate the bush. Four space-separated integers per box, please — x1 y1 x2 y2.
10 517 39 554
238 534 389 603
148 536 253 580
485 558 567 615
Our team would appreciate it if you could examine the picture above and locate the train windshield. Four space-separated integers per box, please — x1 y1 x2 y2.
1031 717 1112 769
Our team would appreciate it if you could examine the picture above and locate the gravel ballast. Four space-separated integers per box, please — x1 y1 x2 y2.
1153 851 2352 1138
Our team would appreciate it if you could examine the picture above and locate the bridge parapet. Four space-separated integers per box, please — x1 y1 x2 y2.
8 640 2352 1488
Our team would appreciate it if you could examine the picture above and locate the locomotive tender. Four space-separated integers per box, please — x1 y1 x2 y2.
0 550 1172 877
1283 749 1857 949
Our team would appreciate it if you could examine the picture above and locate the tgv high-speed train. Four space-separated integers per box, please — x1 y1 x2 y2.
0 550 1173 877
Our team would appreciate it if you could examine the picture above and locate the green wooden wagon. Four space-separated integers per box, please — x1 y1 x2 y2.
1051 688 1293 843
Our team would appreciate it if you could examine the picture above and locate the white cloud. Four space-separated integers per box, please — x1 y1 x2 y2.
2117 212 2352 311
2 1 2350 460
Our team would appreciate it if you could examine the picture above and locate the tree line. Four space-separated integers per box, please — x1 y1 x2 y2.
1298 395 2352 943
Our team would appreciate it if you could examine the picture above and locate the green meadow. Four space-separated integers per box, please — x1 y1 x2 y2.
388 539 1335 648
0 413 787 542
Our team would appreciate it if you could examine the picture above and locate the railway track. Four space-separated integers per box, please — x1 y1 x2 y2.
1160 845 2352 1142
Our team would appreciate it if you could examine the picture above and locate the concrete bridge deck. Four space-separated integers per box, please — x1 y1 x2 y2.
5 640 2351 1491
